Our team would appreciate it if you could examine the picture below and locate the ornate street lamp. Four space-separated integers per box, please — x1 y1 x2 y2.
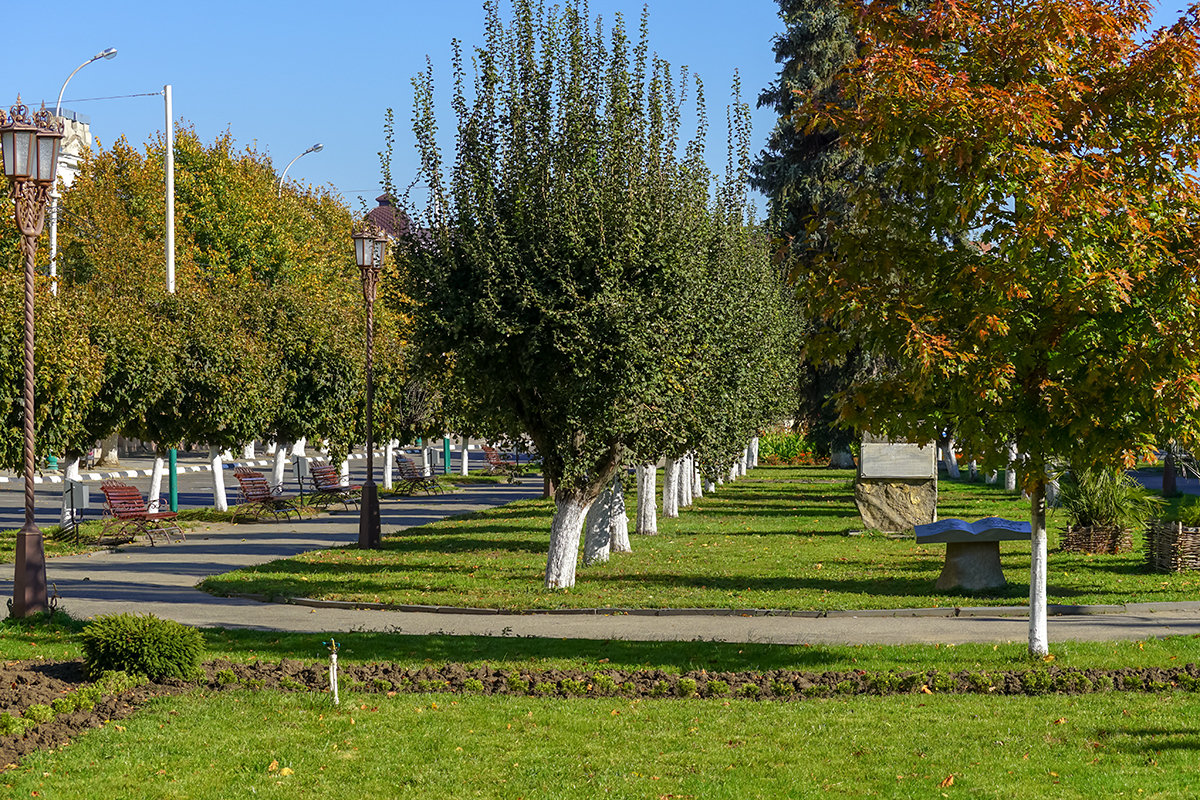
353 224 386 549
2 97 63 616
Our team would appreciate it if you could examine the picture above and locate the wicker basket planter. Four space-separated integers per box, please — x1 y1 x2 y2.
1059 524 1131 555
1146 520 1200 573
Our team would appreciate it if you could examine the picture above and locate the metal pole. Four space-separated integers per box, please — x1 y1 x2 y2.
358 255 381 549
164 85 179 512
13 191 48 616
443 435 451 475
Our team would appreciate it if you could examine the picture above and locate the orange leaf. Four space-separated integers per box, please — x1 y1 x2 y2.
939 775 955 787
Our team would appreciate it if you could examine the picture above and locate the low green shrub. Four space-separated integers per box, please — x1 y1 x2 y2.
506 674 529 694
0 712 26 736
279 676 307 691
463 678 485 693
80 613 204 681
706 680 729 697
740 683 762 698
215 669 237 686
560 678 587 696
50 696 76 714
23 704 54 724
651 680 671 698
677 678 698 697
372 679 394 693
533 682 556 696
591 674 617 696
770 678 795 696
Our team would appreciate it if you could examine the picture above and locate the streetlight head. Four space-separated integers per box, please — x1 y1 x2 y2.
309 143 323 153
97 48 118 61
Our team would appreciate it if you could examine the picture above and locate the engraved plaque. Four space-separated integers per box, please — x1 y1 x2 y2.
859 436 936 479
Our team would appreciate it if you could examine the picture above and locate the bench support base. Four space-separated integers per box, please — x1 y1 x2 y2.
935 541 1007 591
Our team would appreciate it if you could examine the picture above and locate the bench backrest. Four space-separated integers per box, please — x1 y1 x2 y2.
100 481 148 516
310 463 344 490
396 457 423 479
234 470 274 502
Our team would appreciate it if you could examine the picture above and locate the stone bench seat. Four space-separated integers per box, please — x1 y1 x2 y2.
915 517 1031 591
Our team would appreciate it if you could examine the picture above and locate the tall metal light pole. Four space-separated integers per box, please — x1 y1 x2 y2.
277 143 323 196
2 98 64 616
353 224 385 549
48 47 117 297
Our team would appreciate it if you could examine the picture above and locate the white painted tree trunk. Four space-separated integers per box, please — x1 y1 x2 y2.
750 436 759 468
739 448 749 476
693 461 703 500
423 447 433 477
384 440 395 489
678 454 693 508
59 457 82 527
968 459 979 482
663 458 680 518
636 463 657 535
272 442 289 490
610 479 631 553
209 445 228 512
293 437 307 457
98 434 120 467
545 493 593 589
1029 481 1049 656
340 459 351 486
583 483 614 566
985 470 998 485
147 456 166 511
243 443 256 459
942 437 961 479
221 448 234 461
266 441 278 455
1005 442 1019 492
704 478 716 493
728 462 738 483
460 437 470 475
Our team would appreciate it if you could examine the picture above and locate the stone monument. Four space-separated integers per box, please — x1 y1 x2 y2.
855 434 937 532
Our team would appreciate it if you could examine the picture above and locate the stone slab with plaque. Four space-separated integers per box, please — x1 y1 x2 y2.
855 434 938 532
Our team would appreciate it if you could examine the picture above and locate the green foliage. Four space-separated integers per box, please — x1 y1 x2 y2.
462 678 485 693
677 678 699 698
50 696 76 714
372 679 394 693
1058 467 1164 531
706 680 729 697
559 678 587 696
0 711 26 736
591 674 618 696
80 613 204 681
215 669 237 686
505 674 530 695
22 704 54 724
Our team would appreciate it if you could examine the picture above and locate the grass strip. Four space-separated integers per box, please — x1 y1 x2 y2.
198 464 1200 610
6 690 1200 798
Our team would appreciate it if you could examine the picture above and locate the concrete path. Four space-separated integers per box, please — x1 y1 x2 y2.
5 479 1200 646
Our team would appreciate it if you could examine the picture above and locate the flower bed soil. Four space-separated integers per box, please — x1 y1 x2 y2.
5 658 1200 770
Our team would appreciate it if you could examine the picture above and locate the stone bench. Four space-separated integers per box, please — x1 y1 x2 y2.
914 517 1032 591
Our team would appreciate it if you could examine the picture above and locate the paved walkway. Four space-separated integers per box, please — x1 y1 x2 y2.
5 480 1200 646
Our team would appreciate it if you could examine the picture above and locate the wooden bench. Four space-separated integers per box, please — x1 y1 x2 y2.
307 462 361 510
481 444 519 478
396 455 445 495
98 480 183 545
914 517 1032 591
233 468 303 521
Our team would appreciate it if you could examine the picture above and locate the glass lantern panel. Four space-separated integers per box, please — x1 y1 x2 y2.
354 236 370 268
1 129 36 179
372 239 385 266
36 134 60 183
0 130 12 177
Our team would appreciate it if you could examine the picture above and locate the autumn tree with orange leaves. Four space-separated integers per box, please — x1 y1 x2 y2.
795 0 1200 654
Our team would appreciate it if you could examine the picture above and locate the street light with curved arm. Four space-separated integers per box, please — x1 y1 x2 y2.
277 143 323 196
49 47 118 296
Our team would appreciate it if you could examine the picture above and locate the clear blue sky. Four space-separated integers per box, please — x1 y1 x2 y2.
2 0 786 213
2 1 1186 215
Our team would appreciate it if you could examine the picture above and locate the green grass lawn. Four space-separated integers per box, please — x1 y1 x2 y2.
6 688 1200 798
198 464 1199 611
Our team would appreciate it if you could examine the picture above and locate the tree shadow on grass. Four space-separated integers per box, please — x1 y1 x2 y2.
384 531 548 554
1096 727 1200 754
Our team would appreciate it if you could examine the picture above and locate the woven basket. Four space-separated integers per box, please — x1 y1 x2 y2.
1146 520 1200 573
1059 525 1131 555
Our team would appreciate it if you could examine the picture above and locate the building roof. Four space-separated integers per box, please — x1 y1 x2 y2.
365 194 412 240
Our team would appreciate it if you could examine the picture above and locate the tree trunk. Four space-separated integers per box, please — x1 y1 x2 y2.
272 442 290 490
728 462 738 483
209 445 228 512
148 455 166 511
985 470 998 485
829 451 856 469
292 437 307 457
59 456 82 527
545 490 594 589
340 459 350 486
1005 442 1018 492
266 441 278 455
749 436 759 468
97 434 120 467
739 448 749 477
383 440 395 490
460 437 470 475
942 436 961 479
693 461 704 500
968 459 979 482
663 457 680 518
1029 479 1049 657
583 483 614 566
678 454 693 508
610 479 631 553
704 478 716 493
636 463 657 535
243 443 256 459
543 474 555 500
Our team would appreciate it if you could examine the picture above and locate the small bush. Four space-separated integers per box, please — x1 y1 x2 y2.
1019 670 1052 695
81 613 204 681
93 670 148 694
505 675 530 694
463 678 485 693
50 696 77 714
560 678 587 696
706 680 729 697
591 674 617 696
23 704 54 724
769 678 795 697
215 669 237 686
927 671 955 693
416 679 449 692
677 678 698 697
620 681 636 695
533 682 556 696
279 676 307 691
801 685 826 698
740 683 762 698
650 680 671 698
1095 675 1115 691
372 679 394 693
0 712 26 736
1121 674 1144 691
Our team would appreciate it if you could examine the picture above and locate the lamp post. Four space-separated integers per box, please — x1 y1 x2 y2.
48 47 118 296
353 224 386 549
2 97 64 616
278 143 323 196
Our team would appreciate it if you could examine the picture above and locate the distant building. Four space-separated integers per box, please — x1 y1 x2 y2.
56 109 92 190
364 194 413 240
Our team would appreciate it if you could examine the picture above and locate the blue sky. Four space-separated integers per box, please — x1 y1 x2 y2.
2 1 784 214
2 1 1187 216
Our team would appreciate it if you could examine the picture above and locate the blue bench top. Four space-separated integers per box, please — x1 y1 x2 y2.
914 517 1032 543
